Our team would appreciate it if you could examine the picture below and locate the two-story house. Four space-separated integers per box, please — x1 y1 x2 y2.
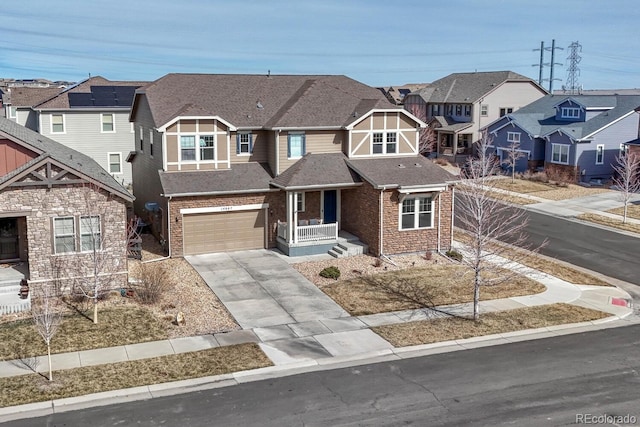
403 71 547 162
29 77 147 189
129 73 455 258
484 94 640 182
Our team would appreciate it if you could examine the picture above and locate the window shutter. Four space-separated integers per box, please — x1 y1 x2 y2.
287 134 291 157
236 134 240 154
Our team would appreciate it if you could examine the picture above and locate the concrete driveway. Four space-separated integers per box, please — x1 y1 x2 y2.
186 250 349 329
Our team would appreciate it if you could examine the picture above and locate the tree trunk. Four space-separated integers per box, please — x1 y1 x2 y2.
47 344 53 382
473 273 480 321
623 203 628 224
93 299 98 324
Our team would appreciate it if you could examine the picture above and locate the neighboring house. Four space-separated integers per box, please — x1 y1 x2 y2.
129 73 455 258
0 118 133 306
378 83 430 105
5 86 63 128
623 138 640 157
483 94 640 182
29 77 147 189
403 71 547 162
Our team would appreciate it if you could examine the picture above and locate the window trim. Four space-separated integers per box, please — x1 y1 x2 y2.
620 143 629 158
101 113 115 133
198 134 215 162
79 215 101 253
8 106 16 118
287 132 306 159
595 144 604 165
237 132 253 155
561 107 581 119
53 216 76 254
180 135 197 162
139 125 144 152
399 196 434 231
480 104 488 117
108 152 122 174
51 113 65 133
506 132 521 143
372 131 397 155
295 192 305 213
551 144 569 165
149 129 154 157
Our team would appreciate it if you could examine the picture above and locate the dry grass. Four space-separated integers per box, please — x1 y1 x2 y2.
485 190 538 205
453 230 612 286
608 204 640 220
0 307 167 361
577 213 640 234
322 265 545 316
373 303 609 346
491 178 613 200
0 343 271 408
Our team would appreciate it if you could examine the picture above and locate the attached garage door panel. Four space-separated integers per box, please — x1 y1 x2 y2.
183 210 265 255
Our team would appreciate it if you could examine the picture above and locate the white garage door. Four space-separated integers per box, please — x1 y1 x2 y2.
183 210 265 255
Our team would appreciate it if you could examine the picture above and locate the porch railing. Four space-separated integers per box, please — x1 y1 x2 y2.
277 221 338 243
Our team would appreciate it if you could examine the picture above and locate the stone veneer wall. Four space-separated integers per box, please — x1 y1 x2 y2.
168 192 287 257
0 185 129 290
341 182 453 256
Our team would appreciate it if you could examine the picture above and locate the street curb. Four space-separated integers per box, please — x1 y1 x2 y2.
2 313 638 423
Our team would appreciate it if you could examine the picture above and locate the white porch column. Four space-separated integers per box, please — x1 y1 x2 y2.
287 191 294 243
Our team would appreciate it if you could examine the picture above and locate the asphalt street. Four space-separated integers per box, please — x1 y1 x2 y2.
6 324 640 426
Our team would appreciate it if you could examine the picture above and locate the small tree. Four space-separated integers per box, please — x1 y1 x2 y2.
502 140 526 183
32 283 63 381
612 151 640 224
406 104 437 155
457 133 544 320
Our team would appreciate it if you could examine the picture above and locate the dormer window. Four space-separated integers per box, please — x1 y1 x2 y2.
372 132 397 154
561 107 580 119
507 132 521 143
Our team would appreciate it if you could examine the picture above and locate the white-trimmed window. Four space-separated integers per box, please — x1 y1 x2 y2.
480 104 488 117
464 105 471 116
373 132 397 154
149 129 154 157
620 143 629 157
180 135 196 161
288 133 305 158
551 144 569 164
80 215 101 252
237 132 252 155
8 106 16 118
431 104 440 116
595 144 604 165
400 197 433 230
108 152 122 174
101 113 115 132
386 132 397 154
139 125 144 152
507 132 521 143
199 135 215 160
51 114 65 133
295 192 305 212
53 217 75 254
561 107 580 119
372 132 384 154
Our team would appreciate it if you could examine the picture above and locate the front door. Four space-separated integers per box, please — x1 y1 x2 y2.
0 218 19 261
323 190 337 224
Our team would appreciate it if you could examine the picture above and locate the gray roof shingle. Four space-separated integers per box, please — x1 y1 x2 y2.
136 74 395 130
411 71 542 104
270 153 361 189
159 163 274 196
346 156 456 189
0 117 133 201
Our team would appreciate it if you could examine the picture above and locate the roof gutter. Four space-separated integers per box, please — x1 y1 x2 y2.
161 188 279 198
269 182 362 191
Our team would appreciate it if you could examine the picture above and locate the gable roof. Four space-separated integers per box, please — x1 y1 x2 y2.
487 94 640 141
134 73 395 130
8 87 63 108
270 153 361 190
34 76 147 110
0 117 133 201
346 156 455 189
410 71 545 104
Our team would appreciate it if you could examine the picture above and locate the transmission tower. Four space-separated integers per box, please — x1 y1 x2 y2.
533 39 563 92
564 41 582 94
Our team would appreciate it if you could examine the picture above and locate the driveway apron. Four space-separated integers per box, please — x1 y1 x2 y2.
186 250 349 329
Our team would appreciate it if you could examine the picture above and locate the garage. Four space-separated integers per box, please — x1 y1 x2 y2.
183 209 265 255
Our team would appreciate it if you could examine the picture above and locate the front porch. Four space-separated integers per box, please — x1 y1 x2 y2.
276 225 368 257
0 262 30 315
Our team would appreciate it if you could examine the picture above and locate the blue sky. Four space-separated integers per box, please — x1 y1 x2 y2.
1 0 638 89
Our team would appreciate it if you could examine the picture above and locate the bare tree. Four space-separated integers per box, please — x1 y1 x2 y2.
502 140 526 183
406 104 437 155
612 151 640 224
31 283 63 381
456 133 543 320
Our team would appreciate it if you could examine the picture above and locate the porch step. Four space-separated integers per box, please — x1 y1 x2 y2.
328 240 369 258
0 284 30 315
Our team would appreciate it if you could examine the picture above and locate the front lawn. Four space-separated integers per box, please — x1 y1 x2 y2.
373 303 609 346
0 343 271 408
322 265 545 316
491 178 612 200
0 307 167 361
577 213 640 234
